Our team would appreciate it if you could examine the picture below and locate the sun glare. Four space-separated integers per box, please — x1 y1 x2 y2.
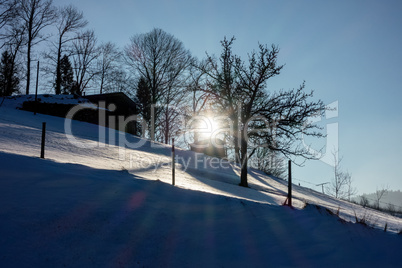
193 115 222 141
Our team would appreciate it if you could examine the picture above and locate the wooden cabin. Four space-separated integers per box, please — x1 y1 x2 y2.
85 92 139 135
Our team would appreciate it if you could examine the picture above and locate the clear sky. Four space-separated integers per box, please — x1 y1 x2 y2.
52 0 402 194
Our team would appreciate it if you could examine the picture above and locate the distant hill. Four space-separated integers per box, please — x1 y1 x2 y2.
355 190 402 211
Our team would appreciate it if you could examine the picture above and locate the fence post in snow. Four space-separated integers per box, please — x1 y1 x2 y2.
287 160 292 207
40 122 46 159
172 138 175 186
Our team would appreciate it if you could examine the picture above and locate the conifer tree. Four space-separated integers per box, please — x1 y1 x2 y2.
136 76 152 131
59 54 74 94
0 50 20 96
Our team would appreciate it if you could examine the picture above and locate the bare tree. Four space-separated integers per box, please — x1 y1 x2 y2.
70 30 99 95
375 185 389 210
52 5 87 94
159 80 188 144
0 1 25 87
199 37 242 162
94 42 121 94
360 195 369 208
251 147 286 178
125 28 193 143
107 68 133 94
1 22 25 75
185 62 210 145
0 0 18 34
387 203 396 215
0 3 25 95
200 37 326 187
3 25 25 58
14 0 56 94
327 149 351 199
346 172 357 201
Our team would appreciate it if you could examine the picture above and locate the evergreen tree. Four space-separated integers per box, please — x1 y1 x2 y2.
136 76 152 130
59 55 74 94
0 50 20 96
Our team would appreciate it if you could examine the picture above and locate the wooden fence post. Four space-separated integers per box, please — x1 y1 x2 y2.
287 160 292 207
172 138 175 186
40 122 46 159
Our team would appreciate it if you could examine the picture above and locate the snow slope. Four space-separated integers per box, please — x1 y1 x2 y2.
0 96 401 267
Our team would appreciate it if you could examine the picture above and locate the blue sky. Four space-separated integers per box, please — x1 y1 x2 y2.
52 0 402 194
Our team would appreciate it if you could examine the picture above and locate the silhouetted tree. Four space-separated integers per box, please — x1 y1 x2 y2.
14 0 56 94
125 28 193 143
159 69 190 144
94 42 121 94
252 147 286 178
0 19 25 87
52 5 87 94
0 1 25 93
0 50 20 96
0 0 18 35
375 185 389 210
107 69 133 94
199 37 241 162
186 62 210 145
326 149 356 200
201 37 326 187
70 30 99 95
346 172 357 201
59 54 74 94
135 76 152 132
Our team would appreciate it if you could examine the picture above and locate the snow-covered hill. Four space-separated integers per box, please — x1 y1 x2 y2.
0 95 401 267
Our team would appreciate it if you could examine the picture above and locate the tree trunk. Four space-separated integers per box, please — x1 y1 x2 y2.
100 75 104 94
150 103 156 142
55 36 62 94
232 113 241 163
239 128 248 187
164 107 169 144
25 40 31 95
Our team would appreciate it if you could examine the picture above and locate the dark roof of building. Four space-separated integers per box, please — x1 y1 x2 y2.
84 92 138 115
85 92 135 108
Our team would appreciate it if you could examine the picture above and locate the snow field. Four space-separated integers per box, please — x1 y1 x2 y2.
0 95 401 267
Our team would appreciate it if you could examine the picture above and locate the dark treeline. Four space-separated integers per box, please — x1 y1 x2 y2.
0 0 326 187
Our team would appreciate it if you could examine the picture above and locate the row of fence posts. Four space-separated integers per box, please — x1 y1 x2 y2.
37 127 291 205
38 127 175 183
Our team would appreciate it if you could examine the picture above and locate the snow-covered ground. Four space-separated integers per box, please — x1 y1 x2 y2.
0 95 401 267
